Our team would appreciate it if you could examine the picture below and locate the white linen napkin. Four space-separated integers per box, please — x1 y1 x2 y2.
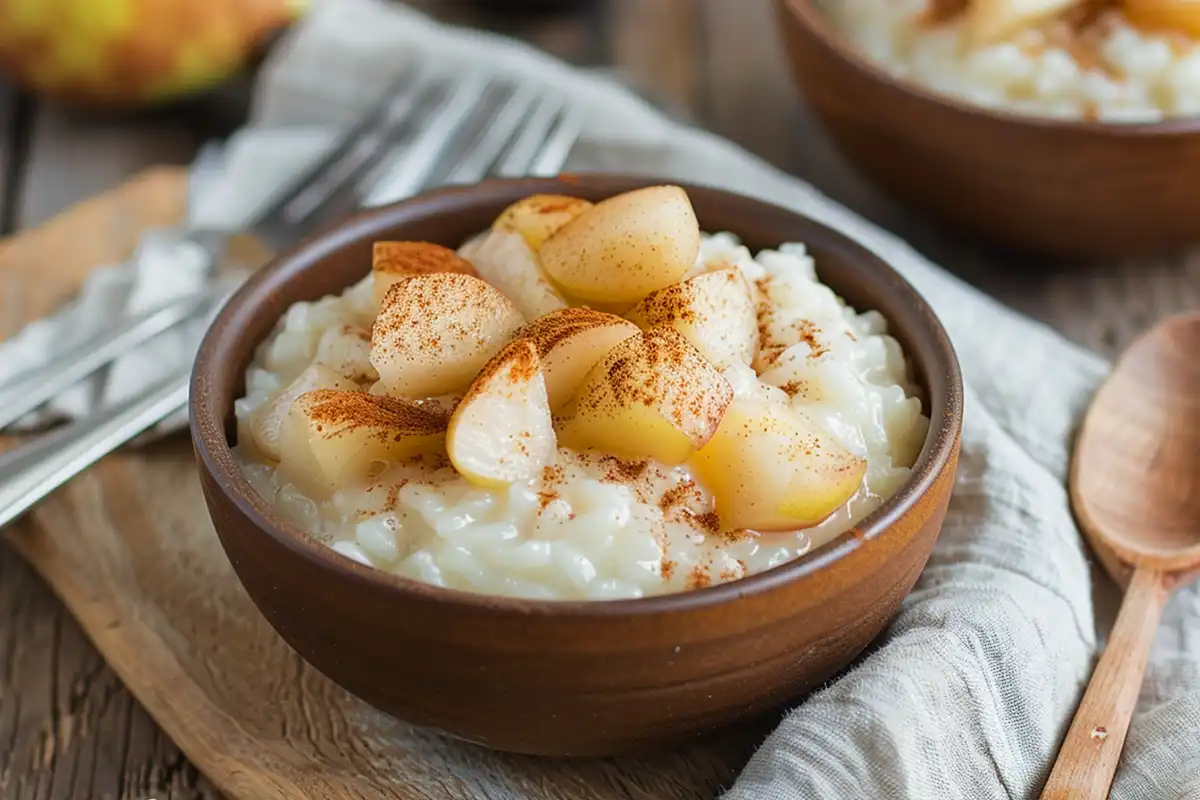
6 1 1199 797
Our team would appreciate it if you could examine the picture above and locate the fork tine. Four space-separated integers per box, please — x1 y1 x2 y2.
361 71 495 208
444 82 542 186
528 103 585 177
252 63 421 232
494 94 566 178
263 68 447 241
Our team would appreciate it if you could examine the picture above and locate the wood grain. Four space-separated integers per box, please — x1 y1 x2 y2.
609 0 702 119
1071 312 1200 567
2 0 1200 793
0 169 221 800
0 85 25 236
14 104 199 229
1040 568 1172 799
1044 312 1200 797
0 86 11 234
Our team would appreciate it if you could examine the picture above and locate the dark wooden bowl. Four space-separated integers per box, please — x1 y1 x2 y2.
189 175 963 757
775 0 1200 259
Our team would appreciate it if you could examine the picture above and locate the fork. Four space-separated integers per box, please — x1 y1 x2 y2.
0 66 584 531
0 66 582 435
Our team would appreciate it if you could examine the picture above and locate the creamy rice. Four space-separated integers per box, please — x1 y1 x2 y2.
234 232 929 600
820 0 1200 121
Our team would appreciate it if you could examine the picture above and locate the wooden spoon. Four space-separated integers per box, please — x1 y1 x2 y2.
1041 312 1200 799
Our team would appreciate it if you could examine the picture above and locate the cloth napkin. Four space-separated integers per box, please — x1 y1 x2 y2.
6 1 1200 797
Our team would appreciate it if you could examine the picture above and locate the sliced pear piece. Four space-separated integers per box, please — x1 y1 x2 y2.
248 364 358 461
458 228 569 319
516 308 640 411
278 389 448 495
1125 0 1200 36
539 185 701 304
314 324 377 383
493 194 594 251
447 340 556 487
372 241 479 305
692 400 866 531
965 0 1083 44
624 268 757 369
370 273 525 398
557 327 733 465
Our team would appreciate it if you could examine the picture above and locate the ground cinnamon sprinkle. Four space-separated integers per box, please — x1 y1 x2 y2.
602 456 649 484
373 273 509 362
755 278 774 353
372 240 477 277
301 390 448 441
661 558 677 582
384 479 410 512
722 529 755 545
516 307 629 357
917 0 966 27
687 565 712 590
659 480 700 514
796 319 828 359
426 453 453 471
536 200 581 215
627 280 699 324
537 490 558 511
688 510 722 535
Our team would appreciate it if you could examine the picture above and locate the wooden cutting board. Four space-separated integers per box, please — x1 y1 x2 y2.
0 170 768 800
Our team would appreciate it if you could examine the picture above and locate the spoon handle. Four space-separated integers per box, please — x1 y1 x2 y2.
1040 567 1170 799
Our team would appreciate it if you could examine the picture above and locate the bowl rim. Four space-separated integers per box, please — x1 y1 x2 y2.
779 0 1200 136
190 175 963 618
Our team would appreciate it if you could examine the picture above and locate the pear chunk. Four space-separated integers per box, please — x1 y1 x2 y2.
493 194 593 251
372 241 479 305
557 328 733 465
458 228 569 319
1125 0 1200 36
692 401 866 531
538 185 701 304
248 364 358 461
447 340 557 487
278 389 448 495
965 0 1083 44
370 273 525 398
515 308 639 411
314 324 377 384
624 268 757 369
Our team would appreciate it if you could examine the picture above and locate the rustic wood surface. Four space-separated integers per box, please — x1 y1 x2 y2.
1044 313 1200 798
0 0 1197 798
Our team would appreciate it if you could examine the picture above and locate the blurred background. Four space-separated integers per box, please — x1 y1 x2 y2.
0 0 983 287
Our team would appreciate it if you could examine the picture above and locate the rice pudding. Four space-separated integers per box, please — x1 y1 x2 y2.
233 186 929 601
820 0 1200 121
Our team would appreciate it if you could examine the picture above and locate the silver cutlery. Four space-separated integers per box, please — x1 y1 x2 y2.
0 68 583 530
0 281 230 433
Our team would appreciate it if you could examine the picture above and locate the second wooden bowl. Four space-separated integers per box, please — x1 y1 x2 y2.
190 175 963 756
776 0 1200 259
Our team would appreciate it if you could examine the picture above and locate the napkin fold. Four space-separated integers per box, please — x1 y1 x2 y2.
7 1 1200 797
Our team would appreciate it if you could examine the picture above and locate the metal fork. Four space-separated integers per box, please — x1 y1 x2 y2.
0 68 584 530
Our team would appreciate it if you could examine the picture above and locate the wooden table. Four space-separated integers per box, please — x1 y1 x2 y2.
1 1 1197 797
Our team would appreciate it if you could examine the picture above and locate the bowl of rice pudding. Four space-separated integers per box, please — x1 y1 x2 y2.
777 0 1200 257
191 176 962 756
